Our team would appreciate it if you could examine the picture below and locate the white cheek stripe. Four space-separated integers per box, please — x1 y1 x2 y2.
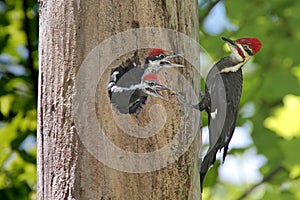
110 83 145 93
220 62 244 73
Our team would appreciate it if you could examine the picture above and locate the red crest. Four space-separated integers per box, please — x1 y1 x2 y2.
148 48 167 58
143 73 161 84
236 38 262 54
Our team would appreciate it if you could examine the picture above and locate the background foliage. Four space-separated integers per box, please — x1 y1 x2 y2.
0 0 38 199
0 0 299 199
199 0 300 199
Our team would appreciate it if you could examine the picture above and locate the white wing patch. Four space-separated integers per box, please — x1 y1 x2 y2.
110 71 119 82
107 82 115 89
110 83 145 93
211 108 218 119
108 71 120 89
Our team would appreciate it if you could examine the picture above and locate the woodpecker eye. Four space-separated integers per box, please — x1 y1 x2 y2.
148 81 156 86
242 45 253 55
242 45 249 50
158 53 166 59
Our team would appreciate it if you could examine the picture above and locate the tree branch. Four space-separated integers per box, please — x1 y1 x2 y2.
237 165 286 200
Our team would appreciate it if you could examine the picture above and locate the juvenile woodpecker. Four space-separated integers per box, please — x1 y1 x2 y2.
108 48 183 114
195 37 262 191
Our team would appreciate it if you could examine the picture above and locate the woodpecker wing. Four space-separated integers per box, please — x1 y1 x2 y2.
108 63 137 99
109 64 146 114
199 57 243 191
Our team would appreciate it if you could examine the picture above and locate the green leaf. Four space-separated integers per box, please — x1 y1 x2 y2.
279 138 300 168
264 95 300 139
0 94 14 117
262 187 295 200
256 69 300 103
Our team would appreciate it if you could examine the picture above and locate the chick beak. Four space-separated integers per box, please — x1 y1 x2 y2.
149 84 173 101
169 62 184 68
157 54 184 68
165 53 184 60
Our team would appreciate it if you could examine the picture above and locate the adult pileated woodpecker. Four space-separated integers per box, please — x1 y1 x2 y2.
108 48 183 114
195 37 262 191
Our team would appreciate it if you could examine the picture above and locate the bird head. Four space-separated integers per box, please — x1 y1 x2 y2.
141 73 172 101
145 48 184 74
222 37 262 62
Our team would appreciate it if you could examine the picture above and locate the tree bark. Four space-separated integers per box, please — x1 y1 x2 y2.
38 0 200 199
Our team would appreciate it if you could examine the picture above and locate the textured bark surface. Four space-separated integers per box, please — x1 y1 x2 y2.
38 0 200 199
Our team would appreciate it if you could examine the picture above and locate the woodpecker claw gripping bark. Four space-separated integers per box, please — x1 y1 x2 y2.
108 48 184 114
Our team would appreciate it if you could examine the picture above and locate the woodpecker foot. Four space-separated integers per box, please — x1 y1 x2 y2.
172 92 195 108
199 91 205 99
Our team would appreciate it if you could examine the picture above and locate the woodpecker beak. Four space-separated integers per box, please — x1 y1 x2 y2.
157 59 184 69
165 53 184 60
146 83 173 101
222 37 240 54
222 37 237 47
163 54 184 68
167 62 184 68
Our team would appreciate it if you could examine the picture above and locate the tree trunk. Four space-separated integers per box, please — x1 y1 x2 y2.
38 0 200 199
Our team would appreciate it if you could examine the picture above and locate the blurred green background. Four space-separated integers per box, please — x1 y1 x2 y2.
0 0 38 199
199 0 300 199
0 0 299 199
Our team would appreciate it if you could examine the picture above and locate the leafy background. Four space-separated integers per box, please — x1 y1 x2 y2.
199 0 300 199
0 0 299 199
0 0 38 199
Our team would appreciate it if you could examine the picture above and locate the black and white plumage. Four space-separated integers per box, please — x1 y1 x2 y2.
195 37 262 192
108 49 183 114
